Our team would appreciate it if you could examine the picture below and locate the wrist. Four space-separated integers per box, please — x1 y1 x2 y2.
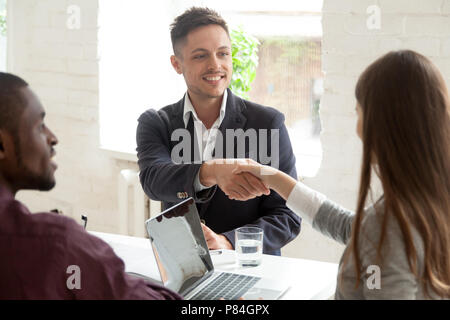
269 170 297 200
199 160 216 187
219 235 233 250
265 168 281 189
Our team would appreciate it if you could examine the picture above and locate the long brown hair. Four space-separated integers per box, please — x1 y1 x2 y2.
346 50 450 298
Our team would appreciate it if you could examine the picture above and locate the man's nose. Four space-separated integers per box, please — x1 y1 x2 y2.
47 127 58 146
207 55 221 71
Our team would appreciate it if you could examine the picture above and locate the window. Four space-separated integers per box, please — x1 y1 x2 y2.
99 0 323 177
98 0 185 154
0 0 6 71
245 33 323 178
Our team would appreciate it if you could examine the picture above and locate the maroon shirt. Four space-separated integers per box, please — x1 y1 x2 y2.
0 185 182 300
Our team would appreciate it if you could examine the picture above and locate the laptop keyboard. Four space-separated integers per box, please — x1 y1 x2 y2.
191 272 261 300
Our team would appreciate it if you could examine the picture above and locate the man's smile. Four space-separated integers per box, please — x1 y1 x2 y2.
202 74 226 84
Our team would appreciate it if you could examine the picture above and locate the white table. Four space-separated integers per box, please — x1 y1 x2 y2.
91 231 338 300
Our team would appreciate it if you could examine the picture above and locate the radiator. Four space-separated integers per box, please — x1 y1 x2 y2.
118 169 161 237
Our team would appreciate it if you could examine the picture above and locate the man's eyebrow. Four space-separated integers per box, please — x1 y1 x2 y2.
190 46 231 54
190 48 209 54
40 112 46 119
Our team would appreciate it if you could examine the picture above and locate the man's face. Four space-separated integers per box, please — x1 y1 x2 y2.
171 24 232 101
2 87 58 192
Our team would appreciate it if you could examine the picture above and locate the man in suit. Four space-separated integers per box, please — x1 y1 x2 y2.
136 7 301 255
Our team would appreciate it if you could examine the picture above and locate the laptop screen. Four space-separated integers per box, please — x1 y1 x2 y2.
145 198 214 295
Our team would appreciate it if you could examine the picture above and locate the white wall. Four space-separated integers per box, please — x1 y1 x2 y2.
7 0 450 263
282 0 450 262
9 0 138 233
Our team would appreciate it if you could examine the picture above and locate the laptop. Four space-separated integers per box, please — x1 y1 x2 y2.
144 197 290 300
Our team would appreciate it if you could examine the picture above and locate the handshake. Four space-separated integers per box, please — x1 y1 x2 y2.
198 158 279 201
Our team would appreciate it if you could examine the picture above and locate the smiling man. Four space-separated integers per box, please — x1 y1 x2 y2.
0 72 181 300
136 7 301 255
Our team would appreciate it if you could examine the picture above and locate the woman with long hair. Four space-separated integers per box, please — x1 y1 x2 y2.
233 50 450 299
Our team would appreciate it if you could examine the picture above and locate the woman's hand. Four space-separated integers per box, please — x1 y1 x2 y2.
232 159 277 186
232 159 298 201
200 159 270 201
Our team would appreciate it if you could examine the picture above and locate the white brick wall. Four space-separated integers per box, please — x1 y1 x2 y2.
282 0 450 262
10 0 130 234
8 0 450 262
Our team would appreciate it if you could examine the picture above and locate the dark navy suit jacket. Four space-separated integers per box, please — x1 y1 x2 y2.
136 89 301 255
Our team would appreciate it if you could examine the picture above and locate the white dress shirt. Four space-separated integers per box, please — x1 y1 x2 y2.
183 90 228 192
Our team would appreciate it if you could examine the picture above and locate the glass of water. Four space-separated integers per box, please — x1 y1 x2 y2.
235 227 263 267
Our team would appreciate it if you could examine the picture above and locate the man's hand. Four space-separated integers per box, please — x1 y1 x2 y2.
201 223 233 250
199 159 270 201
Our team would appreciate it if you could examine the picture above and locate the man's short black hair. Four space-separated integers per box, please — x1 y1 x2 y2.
0 72 29 134
170 7 230 56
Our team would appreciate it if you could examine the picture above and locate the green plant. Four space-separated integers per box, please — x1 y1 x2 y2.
0 10 6 37
230 26 260 99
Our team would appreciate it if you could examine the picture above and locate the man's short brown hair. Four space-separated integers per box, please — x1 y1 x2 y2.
170 7 230 56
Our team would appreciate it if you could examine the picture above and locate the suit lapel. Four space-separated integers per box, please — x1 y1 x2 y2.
169 95 200 163
199 90 248 219
215 89 247 158
169 95 186 132
220 89 247 132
